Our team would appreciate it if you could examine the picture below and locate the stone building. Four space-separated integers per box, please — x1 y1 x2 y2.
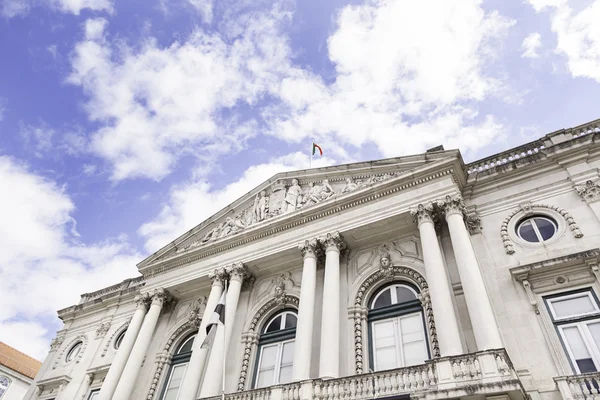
24 118 600 400
0 342 42 399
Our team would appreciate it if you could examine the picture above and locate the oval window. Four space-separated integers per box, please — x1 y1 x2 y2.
516 216 557 243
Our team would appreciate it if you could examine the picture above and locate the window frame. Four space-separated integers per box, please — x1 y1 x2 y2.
367 282 430 372
516 215 558 243
252 309 298 389
0 375 10 399
114 329 127 350
65 341 83 363
158 332 197 400
544 288 600 374
87 388 100 400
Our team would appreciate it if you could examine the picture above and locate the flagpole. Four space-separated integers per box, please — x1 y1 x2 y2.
221 279 228 400
310 142 313 168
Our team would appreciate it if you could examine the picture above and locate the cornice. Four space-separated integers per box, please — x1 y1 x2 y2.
510 248 600 282
141 162 463 278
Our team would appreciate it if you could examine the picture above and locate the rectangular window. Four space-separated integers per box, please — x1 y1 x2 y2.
162 363 188 400
88 389 100 400
255 339 295 388
545 289 600 374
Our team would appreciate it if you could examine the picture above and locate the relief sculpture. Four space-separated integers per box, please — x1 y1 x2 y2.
178 172 399 253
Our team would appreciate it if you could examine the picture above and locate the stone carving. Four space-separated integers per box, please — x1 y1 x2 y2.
465 210 482 235
319 231 346 252
177 173 400 254
237 295 299 391
437 194 466 217
53 334 88 369
188 296 207 328
501 203 584 254
135 292 151 310
410 203 435 226
252 190 269 222
146 321 197 400
298 238 322 259
50 335 65 351
270 272 294 305
378 244 393 276
95 322 111 339
575 180 600 203
228 262 249 281
209 267 228 286
352 266 439 374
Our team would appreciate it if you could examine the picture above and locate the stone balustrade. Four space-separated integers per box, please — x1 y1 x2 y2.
199 349 525 400
555 372 600 400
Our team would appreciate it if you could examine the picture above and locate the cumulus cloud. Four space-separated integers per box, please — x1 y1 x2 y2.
68 11 299 181
521 32 542 58
0 0 112 17
138 152 335 253
265 0 514 157
527 0 600 82
0 156 140 359
188 0 214 23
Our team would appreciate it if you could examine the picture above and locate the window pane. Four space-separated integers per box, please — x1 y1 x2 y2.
177 335 195 354
88 390 100 400
518 221 539 242
265 316 282 333
552 295 596 319
284 314 297 329
259 345 279 370
373 320 398 370
373 289 392 309
279 365 293 385
534 218 556 240
395 286 417 304
163 364 187 400
562 326 597 372
256 368 274 388
588 322 600 350
280 342 294 364
399 314 427 367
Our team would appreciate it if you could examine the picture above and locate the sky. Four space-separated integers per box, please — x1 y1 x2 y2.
0 0 599 361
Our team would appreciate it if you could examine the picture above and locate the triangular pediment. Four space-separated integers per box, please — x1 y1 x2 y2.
138 150 463 269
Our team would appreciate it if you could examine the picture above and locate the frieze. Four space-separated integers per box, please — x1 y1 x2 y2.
176 174 400 254
575 180 600 203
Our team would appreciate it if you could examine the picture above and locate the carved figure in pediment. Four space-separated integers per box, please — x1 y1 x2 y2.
319 179 335 201
303 182 322 206
253 190 269 223
283 179 302 214
200 225 220 244
341 177 358 194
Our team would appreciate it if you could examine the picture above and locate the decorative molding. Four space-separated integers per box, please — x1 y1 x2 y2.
95 322 111 339
143 169 457 278
319 231 346 252
209 267 228 286
436 194 466 218
298 238 322 260
270 272 295 306
501 203 584 254
101 320 130 357
53 334 88 369
187 296 207 328
146 321 197 400
520 280 539 315
352 266 438 374
465 207 482 235
237 295 299 392
575 180 600 203
49 335 65 352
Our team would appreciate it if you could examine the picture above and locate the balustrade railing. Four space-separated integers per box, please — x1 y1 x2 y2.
555 372 600 400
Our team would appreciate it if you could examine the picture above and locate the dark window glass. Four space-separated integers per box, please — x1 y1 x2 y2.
176 335 195 354
536 218 556 240
284 314 297 329
396 286 417 303
518 221 539 242
373 289 392 309
266 316 282 333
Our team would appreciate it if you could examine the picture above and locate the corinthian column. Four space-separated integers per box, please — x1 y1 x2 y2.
97 293 149 400
318 232 346 379
292 239 321 381
200 263 249 397
178 268 227 400
438 195 502 350
113 288 172 400
410 203 463 356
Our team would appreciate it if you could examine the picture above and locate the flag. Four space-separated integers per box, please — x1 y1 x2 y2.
201 292 226 349
312 142 323 156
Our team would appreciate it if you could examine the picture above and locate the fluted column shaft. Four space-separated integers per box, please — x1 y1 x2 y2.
411 204 463 356
97 294 149 400
113 289 170 400
318 232 345 379
178 268 227 400
200 263 247 397
292 239 320 381
439 195 502 350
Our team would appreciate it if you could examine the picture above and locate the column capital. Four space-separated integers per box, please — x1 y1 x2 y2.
410 203 436 226
437 194 466 219
319 231 346 252
208 267 228 287
575 179 600 203
227 262 249 283
149 288 172 308
134 292 151 310
298 238 322 259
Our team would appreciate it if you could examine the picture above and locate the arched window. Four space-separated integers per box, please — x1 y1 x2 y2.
114 330 127 350
160 333 196 400
0 376 10 399
368 283 429 371
254 310 297 388
65 341 83 363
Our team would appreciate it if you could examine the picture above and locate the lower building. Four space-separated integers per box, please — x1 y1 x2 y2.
23 118 600 400
0 342 42 400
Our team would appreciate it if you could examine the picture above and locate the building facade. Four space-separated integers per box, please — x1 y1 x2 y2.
24 118 600 400
0 342 42 400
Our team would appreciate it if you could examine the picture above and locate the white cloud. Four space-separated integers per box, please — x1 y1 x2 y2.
188 0 213 23
528 0 600 82
138 152 335 253
521 32 542 58
265 0 514 158
68 9 299 182
0 97 6 121
0 156 140 359
1 0 111 17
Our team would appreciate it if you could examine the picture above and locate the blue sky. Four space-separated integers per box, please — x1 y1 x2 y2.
0 0 599 360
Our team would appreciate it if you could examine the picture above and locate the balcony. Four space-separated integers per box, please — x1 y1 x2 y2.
555 372 600 400
202 349 526 400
